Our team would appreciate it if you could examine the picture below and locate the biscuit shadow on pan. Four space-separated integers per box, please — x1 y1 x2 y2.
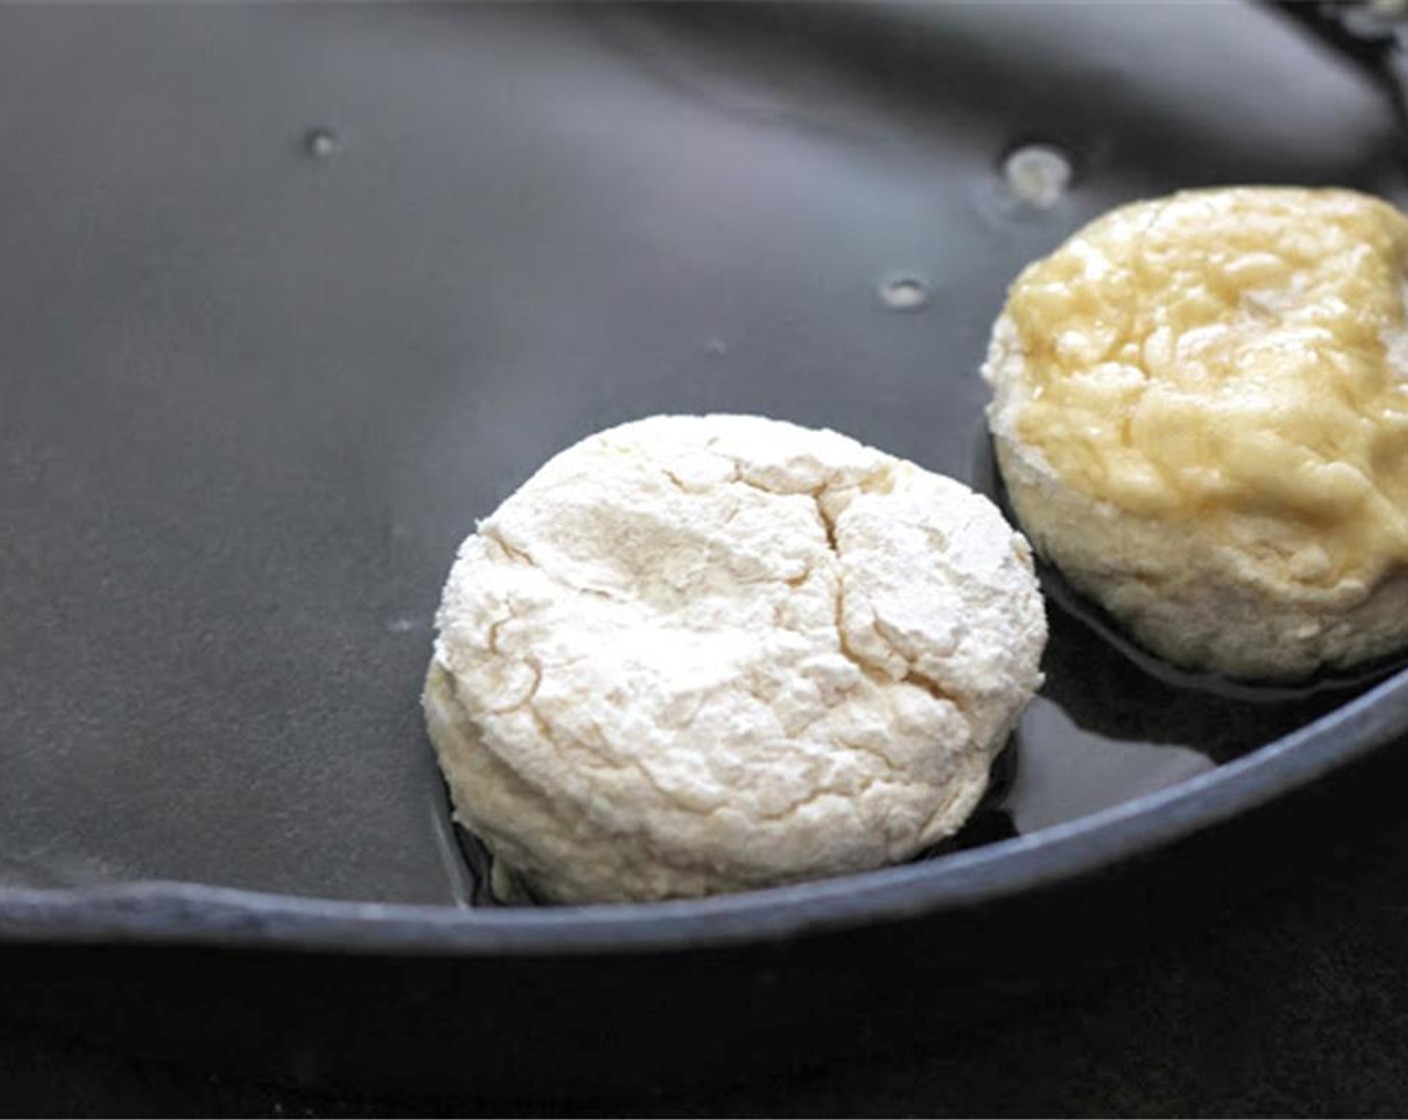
1036 576 1380 765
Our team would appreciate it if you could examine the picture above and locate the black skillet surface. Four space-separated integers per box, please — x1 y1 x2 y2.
3 0 1408 1097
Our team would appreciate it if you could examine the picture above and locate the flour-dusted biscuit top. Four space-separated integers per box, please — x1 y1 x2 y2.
424 414 1047 904
985 186 1408 678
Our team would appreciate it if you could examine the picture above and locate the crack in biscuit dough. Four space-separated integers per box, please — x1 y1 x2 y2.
986 187 1408 678
424 415 1046 903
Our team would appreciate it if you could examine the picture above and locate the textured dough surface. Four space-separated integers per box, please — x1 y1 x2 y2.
985 187 1408 679
425 414 1046 903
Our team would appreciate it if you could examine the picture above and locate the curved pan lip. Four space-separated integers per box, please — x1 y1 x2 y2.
3 668 1407 958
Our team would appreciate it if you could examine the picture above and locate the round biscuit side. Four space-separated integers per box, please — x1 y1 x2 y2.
425 414 1046 903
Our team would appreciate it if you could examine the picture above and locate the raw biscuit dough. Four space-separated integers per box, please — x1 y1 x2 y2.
424 414 1046 903
985 186 1408 679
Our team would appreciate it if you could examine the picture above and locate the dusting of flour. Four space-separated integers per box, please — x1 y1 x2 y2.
425 415 1046 903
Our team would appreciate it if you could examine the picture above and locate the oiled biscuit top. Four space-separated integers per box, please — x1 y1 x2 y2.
1005 187 1408 588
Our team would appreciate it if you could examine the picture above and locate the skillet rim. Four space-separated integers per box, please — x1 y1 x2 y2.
2 665 1405 957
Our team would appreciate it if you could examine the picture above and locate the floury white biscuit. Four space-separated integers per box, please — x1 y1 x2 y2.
424 415 1046 903
985 187 1408 679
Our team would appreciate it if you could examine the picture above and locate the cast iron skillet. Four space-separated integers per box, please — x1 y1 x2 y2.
2 0 1407 1096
